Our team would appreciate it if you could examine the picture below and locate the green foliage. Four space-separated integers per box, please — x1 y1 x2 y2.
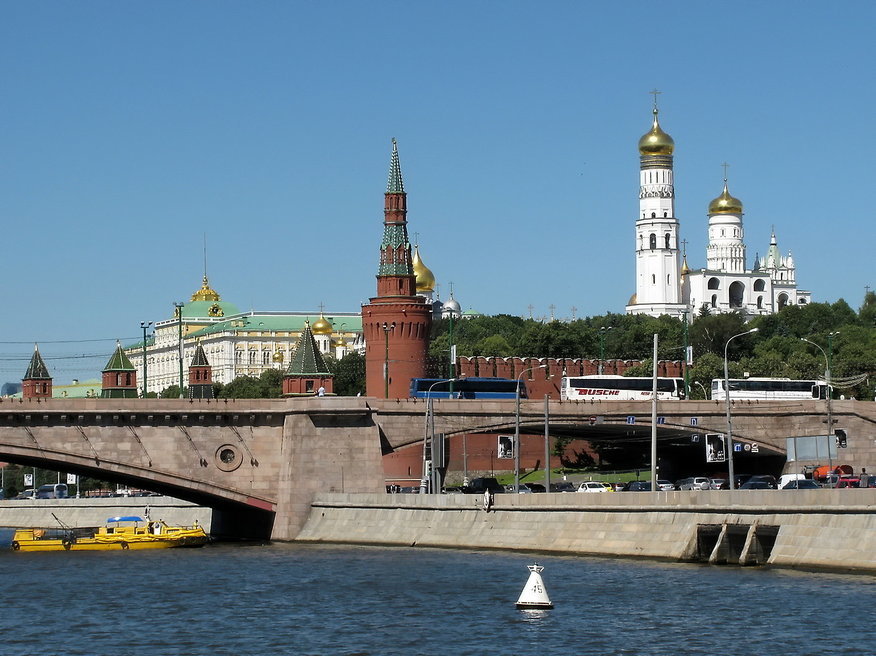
217 369 283 398
159 384 187 399
330 352 366 396
424 296 876 399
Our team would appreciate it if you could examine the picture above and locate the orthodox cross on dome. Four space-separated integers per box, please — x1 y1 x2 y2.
527 304 534 319
681 238 688 258
649 88 662 110
549 304 556 321
413 232 420 247
866 285 872 295
319 302 326 313
721 162 730 182
570 306 577 321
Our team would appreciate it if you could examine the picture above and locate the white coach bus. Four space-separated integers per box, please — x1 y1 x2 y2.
560 375 686 401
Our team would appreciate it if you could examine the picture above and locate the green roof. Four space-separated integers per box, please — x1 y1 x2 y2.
190 342 210 367
286 323 332 376
24 346 51 380
177 300 241 319
386 138 405 194
104 343 135 372
187 313 362 339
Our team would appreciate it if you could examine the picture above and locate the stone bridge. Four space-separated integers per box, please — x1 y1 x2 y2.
0 397 873 540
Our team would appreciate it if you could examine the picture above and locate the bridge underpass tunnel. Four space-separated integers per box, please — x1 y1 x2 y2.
382 425 786 488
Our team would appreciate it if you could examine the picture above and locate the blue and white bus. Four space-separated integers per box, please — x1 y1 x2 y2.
560 375 686 401
409 377 527 399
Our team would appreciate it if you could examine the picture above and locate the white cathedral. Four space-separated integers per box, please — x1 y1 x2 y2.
625 102 810 319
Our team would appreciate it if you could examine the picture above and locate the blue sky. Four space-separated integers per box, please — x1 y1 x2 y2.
1 1 873 383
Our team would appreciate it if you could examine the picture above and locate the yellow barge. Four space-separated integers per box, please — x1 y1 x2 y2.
11 516 209 551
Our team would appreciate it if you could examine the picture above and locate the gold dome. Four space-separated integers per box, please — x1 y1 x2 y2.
412 246 436 293
191 275 221 302
680 255 690 276
311 314 333 335
708 181 743 214
638 109 674 156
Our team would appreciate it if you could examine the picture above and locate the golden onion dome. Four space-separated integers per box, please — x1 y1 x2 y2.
708 181 744 214
412 246 436 293
638 109 674 156
311 314 333 335
191 275 221 302
680 255 690 276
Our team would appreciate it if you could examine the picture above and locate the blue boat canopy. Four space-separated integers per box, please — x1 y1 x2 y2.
106 516 144 523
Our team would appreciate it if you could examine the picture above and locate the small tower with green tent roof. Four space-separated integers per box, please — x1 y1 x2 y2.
283 321 334 396
188 341 214 399
101 341 138 398
22 344 52 399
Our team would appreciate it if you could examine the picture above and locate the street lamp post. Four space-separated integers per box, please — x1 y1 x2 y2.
802 334 838 472
694 381 709 400
598 327 613 376
515 364 547 493
725 327 758 490
174 302 184 398
140 321 152 398
422 378 459 493
382 322 395 399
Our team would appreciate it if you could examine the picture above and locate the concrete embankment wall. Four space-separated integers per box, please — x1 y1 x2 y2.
295 490 876 572
0 497 211 531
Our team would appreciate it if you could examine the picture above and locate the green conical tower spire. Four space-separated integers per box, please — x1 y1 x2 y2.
286 322 331 376
386 137 405 193
103 341 135 372
24 344 51 380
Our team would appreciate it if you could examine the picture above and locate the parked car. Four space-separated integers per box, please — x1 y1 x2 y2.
12 488 36 500
549 481 577 493
739 480 772 490
778 474 805 489
745 474 777 489
781 479 820 490
657 480 675 491
676 477 712 490
835 476 861 489
710 478 729 490
506 484 532 493
461 477 504 494
622 480 651 492
524 483 546 493
577 481 608 493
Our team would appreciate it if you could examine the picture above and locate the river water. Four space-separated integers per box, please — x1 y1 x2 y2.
0 535 873 655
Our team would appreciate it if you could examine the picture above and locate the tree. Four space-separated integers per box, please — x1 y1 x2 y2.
159 385 187 398
331 352 366 396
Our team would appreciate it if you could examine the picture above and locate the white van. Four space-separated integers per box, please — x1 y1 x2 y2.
35 483 68 499
778 474 805 489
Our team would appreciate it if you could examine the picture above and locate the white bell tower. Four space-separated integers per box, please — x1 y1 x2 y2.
627 92 685 318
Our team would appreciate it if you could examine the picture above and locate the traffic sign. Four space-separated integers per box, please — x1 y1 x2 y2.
626 416 636 425
689 417 699 426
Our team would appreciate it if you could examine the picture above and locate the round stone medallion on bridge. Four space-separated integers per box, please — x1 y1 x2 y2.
215 444 242 472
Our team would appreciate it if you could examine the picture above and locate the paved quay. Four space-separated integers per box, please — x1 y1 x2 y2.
0 496 211 531
294 489 876 573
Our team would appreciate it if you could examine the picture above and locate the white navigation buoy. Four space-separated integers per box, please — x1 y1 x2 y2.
516 563 554 610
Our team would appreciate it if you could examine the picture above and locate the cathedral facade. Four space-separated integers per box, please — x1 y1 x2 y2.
626 101 810 319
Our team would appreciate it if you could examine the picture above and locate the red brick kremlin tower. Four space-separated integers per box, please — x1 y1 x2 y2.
362 139 432 398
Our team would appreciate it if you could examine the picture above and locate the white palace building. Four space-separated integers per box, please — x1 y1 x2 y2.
626 100 810 319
